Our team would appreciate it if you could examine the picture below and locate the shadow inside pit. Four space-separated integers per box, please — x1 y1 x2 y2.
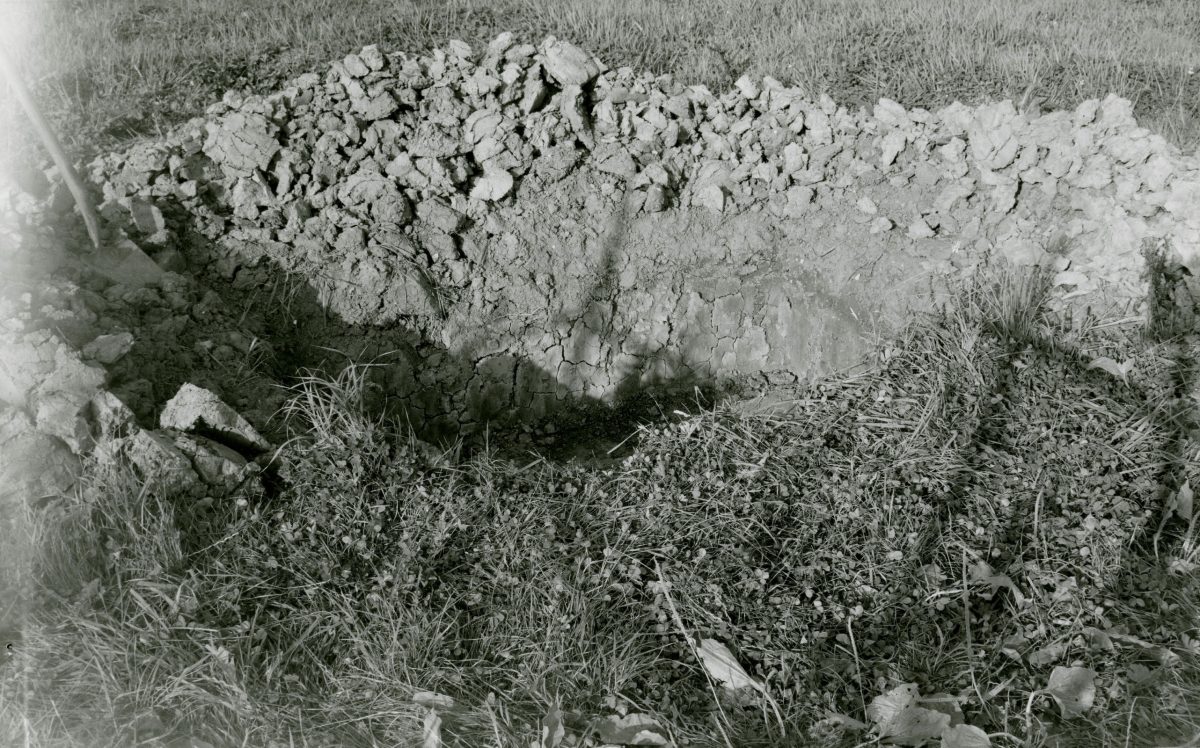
107 194 741 467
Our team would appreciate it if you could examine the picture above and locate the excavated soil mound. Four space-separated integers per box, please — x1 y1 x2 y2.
2 33 1200 513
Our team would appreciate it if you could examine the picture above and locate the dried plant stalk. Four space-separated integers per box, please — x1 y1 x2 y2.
0 47 101 249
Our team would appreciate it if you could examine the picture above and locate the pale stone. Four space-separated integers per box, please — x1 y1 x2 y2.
938 137 966 163
782 142 806 174
695 184 726 212
1141 155 1174 192
121 429 199 495
128 198 165 235
1070 158 1113 190
341 53 370 78
31 346 108 454
202 112 280 176
907 219 936 239
446 39 473 59
1164 180 1200 219
1105 133 1152 166
593 146 637 179
88 391 138 442
159 383 270 453
1073 99 1100 127
1097 94 1136 130
879 130 907 167
359 45 386 71
1042 143 1076 178
873 98 911 128
0 406 80 506
173 433 255 491
805 109 833 145
559 85 592 146
470 167 514 202
783 186 814 217
734 75 760 100
539 38 602 87
81 332 134 365
933 180 975 213
643 184 669 212
992 180 1019 215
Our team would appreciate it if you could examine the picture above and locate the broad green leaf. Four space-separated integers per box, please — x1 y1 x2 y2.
1052 270 1089 288
422 709 442 748
541 702 565 748
918 693 964 726
695 638 762 692
1126 663 1153 684
1045 666 1096 718
1086 356 1134 383
1027 641 1067 667
595 713 669 745
1081 626 1114 651
413 691 456 709
867 683 920 727
979 574 1026 606
821 711 868 731
868 684 952 744
882 706 952 745
941 723 991 747
1168 480 1193 521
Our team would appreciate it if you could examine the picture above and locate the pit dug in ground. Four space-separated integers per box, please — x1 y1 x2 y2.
88 144 950 455
59 33 1200 455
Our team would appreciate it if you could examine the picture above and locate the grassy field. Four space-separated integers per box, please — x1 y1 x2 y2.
2 0 1198 166
3 263 1200 746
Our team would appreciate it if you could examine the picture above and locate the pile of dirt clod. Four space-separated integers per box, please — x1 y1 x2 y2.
2 34 1200 514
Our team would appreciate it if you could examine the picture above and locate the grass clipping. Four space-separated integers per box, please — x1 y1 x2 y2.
3 262 1200 748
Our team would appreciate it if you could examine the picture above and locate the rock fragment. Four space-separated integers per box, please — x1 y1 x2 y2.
88 391 138 442
114 429 200 495
341 52 371 78
539 37 602 87
159 383 271 454
128 198 167 236
81 332 135 365
470 167 515 202
643 184 670 212
173 433 257 491
783 186 814 217
695 183 727 212
879 130 907 167
592 144 637 179
202 112 280 176
907 219 936 239
734 75 760 100
0 406 80 506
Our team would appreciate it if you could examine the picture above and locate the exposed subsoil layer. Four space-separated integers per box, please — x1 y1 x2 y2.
1 32 1199 511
